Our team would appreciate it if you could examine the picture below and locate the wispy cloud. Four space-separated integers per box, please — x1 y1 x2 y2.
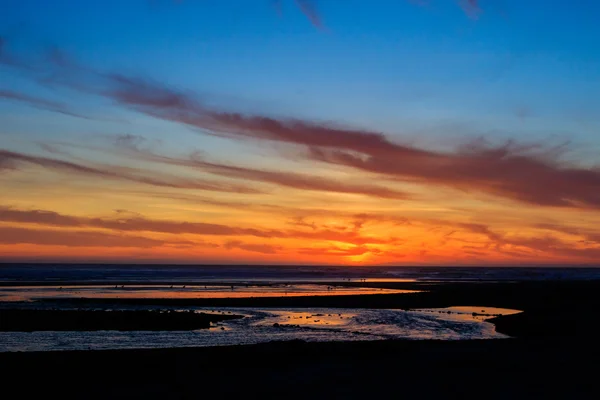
0 226 194 248
0 148 261 194
4 37 598 210
110 134 409 199
299 244 379 257
0 206 394 247
457 0 481 19
0 89 93 119
292 0 323 29
311 140 600 209
224 240 281 254
411 0 483 19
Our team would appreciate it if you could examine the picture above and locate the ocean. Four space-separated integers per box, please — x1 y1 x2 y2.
2 264 600 283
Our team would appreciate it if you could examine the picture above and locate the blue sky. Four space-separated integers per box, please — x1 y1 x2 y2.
2 0 599 148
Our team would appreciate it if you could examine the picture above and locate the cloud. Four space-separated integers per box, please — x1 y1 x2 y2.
271 1 323 29
293 0 323 29
195 162 409 199
4 38 600 211
411 1 483 19
0 226 193 248
457 0 481 19
94 77 600 210
535 223 600 245
298 244 379 257
0 205 393 247
447 220 600 262
224 240 281 254
0 205 273 237
311 140 600 210
110 135 409 199
0 148 261 194
0 89 93 119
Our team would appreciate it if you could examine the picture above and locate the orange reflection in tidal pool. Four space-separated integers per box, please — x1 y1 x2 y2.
257 310 357 327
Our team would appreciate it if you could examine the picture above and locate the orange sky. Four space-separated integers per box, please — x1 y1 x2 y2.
2 148 600 265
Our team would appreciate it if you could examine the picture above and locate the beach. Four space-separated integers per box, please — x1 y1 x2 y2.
2 337 598 399
2 270 600 398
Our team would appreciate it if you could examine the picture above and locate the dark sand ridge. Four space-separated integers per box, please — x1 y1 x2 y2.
0 309 242 332
1 338 598 399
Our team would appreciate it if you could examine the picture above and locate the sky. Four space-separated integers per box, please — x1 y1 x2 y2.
1 0 599 265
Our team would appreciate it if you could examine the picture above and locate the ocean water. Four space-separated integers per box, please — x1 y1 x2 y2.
0 306 520 352
2 264 600 283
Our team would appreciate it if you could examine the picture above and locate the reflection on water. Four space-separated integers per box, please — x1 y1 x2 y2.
415 306 522 322
0 306 520 352
257 310 356 327
0 284 415 302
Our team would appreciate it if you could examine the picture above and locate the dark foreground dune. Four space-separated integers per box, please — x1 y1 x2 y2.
488 310 595 338
1 338 599 399
0 309 242 331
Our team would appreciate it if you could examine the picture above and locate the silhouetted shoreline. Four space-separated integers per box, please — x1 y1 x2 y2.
0 309 242 332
